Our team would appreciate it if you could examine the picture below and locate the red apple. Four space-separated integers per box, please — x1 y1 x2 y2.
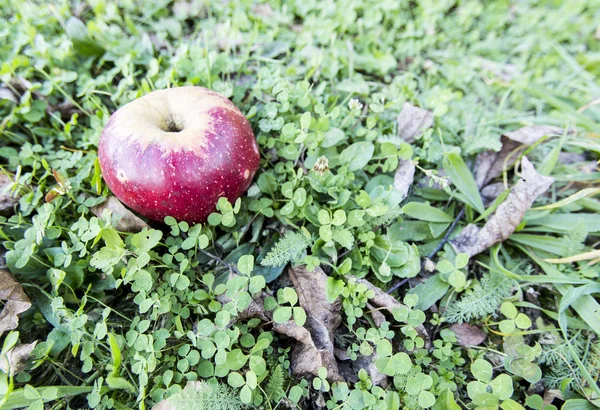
98 86 260 223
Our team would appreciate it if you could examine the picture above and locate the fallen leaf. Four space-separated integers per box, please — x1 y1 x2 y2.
393 159 415 200
397 102 433 143
288 265 343 381
367 303 386 328
0 87 18 104
504 125 569 145
0 341 37 376
252 3 273 17
543 389 563 405
0 174 20 215
349 276 430 345
0 269 29 301
351 276 404 312
478 58 520 83
449 323 487 346
452 157 554 257
236 286 342 381
91 196 150 233
480 182 506 205
475 125 569 188
0 270 32 336
337 353 388 387
558 152 586 164
272 319 336 380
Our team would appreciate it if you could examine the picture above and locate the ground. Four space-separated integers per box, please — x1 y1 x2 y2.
0 1 599 409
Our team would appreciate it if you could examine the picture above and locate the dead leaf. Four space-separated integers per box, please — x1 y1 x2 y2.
504 125 569 145
0 88 18 104
350 276 405 312
393 159 415 200
215 23 244 50
558 152 586 165
0 269 32 336
288 265 343 381
478 58 520 83
449 323 487 346
0 269 29 301
452 157 554 257
475 125 569 188
235 285 342 381
349 276 430 345
337 353 388 387
0 341 36 375
91 196 150 233
273 319 333 379
0 174 20 215
367 303 386 328
423 259 436 273
481 182 506 205
252 3 273 17
543 389 563 405
397 102 433 143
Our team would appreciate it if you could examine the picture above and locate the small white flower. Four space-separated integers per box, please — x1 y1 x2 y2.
348 98 363 111
312 156 329 175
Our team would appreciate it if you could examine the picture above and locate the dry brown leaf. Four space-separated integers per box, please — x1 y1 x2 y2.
0 174 20 215
397 102 433 143
0 341 36 375
289 266 342 341
452 157 554 257
0 269 29 301
0 269 31 336
543 389 563 405
288 265 343 381
504 125 569 145
252 3 273 17
478 58 520 83
475 125 569 188
337 353 388 387
558 152 586 165
0 301 31 336
481 182 506 205
366 303 386 328
349 276 430 345
393 159 415 200
350 276 405 312
0 88 18 104
449 323 487 346
91 196 150 233
235 282 342 381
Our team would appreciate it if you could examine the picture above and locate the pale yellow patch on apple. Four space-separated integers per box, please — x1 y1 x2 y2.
109 86 238 155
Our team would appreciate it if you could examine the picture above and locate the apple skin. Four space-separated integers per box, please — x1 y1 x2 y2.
98 86 260 223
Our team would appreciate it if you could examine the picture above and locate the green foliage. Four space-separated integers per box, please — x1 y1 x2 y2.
467 359 515 409
2 0 600 409
264 364 285 404
160 382 243 410
444 273 516 323
260 231 312 267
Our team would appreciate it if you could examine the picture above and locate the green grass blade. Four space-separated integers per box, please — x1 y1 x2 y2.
443 153 485 214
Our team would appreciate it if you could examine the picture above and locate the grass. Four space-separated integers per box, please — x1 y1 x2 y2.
0 0 599 409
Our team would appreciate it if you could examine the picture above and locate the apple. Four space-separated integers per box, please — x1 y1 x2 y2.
98 86 260 223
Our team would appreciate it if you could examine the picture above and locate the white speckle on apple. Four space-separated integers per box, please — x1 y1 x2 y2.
116 170 128 183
